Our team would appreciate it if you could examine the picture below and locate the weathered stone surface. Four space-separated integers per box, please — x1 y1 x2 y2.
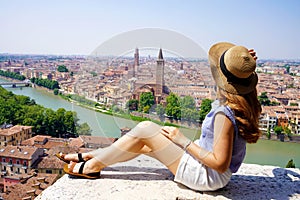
36 155 300 200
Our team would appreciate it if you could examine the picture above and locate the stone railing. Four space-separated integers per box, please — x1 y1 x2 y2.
36 155 300 200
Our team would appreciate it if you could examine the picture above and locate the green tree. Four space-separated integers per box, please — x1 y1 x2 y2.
126 99 139 111
258 92 270 106
166 93 180 119
30 77 59 90
180 96 196 110
64 111 78 135
283 126 292 139
77 122 92 136
53 88 59 95
266 128 271 139
90 71 97 77
57 65 69 72
180 96 198 122
286 159 296 168
274 126 283 135
0 70 26 81
155 104 165 118
274 125 285 141
0 86 79 137
199 99 213 123
139 92 154 113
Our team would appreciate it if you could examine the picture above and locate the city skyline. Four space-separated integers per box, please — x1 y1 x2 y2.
0 0 299 59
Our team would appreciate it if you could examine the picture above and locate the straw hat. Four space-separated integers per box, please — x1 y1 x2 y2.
209 42 258 95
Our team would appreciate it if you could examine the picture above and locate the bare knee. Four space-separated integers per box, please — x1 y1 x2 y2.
128 121 161 139
137 121 154 128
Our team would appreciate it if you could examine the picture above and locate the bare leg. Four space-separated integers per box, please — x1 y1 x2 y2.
69 121 184 175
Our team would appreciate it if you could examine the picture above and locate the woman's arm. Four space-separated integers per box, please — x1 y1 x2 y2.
161 113 234 173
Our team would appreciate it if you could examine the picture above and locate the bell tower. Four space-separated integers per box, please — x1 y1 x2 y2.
155 48 164 102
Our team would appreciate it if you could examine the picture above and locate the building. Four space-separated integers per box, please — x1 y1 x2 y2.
21 135 70 150
155 48 165 103
79 135 117 149
0 125 33 146
132 48 169 104
0 145 44 176
134 47 139 73
1 171 58 199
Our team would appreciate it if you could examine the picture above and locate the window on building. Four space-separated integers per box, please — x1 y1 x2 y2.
46 169 52 174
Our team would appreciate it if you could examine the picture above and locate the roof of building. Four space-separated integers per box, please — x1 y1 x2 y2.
79 135 116 147
2 172 58 200
21 135 69 149
0 125 32 136
37 156 64 169
68 137 84 148
21 135 51 146
0 146 39 160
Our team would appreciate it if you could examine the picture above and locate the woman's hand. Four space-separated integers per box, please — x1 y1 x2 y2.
161 126 191 149
248 49 257 60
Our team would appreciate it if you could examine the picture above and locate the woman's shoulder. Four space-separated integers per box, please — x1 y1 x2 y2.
213 100 236 126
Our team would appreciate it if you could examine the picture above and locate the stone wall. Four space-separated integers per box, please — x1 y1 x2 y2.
36 155 300 200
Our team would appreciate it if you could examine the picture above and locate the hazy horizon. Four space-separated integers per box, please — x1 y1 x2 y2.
1 0 299 59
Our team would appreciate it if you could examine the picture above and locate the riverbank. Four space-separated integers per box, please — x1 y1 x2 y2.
1 75 299 143
2 76 299 168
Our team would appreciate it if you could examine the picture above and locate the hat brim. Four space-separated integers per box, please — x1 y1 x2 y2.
209 42 258 95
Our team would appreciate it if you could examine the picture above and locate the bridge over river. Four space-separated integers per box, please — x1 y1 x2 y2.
0 81 31 87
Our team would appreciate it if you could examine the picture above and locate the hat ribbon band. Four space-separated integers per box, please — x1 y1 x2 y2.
220 51 252 86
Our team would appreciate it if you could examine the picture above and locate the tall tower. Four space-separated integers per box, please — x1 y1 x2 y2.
155 48 164 100
134 48 139 75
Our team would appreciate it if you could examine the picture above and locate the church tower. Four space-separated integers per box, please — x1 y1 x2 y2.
134 48 139 76
155 48 164 102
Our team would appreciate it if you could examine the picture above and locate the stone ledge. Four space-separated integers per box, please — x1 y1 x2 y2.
36 155 300 200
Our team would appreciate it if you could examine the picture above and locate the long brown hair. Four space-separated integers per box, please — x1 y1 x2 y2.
219 88 262 143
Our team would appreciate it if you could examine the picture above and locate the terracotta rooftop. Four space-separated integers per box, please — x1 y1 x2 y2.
0 125 32 136
0 146 39 160
79 135 117 148
21 135 51 146
2 172 58 200
68 137 84 148
21 135 69 149
37 156 64 169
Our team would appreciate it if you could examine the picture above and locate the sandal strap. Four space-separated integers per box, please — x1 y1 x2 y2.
78 153 84 162
78 162 86 174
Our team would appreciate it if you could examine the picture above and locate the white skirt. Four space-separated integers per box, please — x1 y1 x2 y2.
174 151 232 191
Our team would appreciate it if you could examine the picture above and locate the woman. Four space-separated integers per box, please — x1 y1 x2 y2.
58 42 261 191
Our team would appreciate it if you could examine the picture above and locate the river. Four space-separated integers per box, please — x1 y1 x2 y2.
1 79 299 168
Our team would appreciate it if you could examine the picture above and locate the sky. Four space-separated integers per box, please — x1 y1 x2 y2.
0 0 299 59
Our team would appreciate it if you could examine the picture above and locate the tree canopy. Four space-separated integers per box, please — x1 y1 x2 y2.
0 86 88 137
199 99 213 123
30 77 59 90
166 93 181 119
258 92 271 106
139 92 155 113
0 70 26 81
57 65 69 72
